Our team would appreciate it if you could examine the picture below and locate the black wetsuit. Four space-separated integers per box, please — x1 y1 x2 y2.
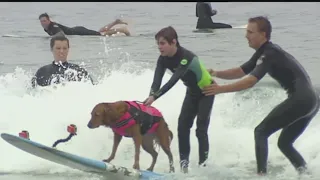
240 41 320 174
149 46 214 168
44 22 101 36
31 61 94 87
196 2 232 29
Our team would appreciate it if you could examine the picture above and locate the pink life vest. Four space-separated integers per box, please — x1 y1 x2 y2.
111 101 163 137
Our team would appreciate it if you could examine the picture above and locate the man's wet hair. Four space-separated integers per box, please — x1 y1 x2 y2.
248 16 272 40
50 35 69 49
155 26 180 46
39 13 50 20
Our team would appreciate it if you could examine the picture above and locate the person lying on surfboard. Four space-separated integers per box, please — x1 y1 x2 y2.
38 13 131 37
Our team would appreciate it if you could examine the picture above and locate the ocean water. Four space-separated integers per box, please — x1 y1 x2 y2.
0 2 320 180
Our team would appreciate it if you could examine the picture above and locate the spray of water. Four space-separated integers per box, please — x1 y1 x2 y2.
0 66 320 180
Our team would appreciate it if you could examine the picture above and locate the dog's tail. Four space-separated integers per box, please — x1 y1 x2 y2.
169 130 173 143
154 129 173 153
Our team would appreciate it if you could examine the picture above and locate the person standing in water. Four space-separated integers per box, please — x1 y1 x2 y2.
203 16 319 175
31 36 94 87
143 26 215 173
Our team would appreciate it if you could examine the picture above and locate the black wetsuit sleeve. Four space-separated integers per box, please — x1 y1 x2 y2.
84 72 96 85
31 70 38 88
31 76 37 88
153 59 191 100
75 66 95 85
250 52 273 80
240 56 257 75
31 67 45 88
45 23 65 36
51 27 64 36
149 57 166 96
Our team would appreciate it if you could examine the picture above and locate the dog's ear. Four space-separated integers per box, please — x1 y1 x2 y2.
102 103 110 114
113 101 129 115
102 103 121 124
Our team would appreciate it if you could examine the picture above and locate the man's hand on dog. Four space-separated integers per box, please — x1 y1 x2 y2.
143 96 155 106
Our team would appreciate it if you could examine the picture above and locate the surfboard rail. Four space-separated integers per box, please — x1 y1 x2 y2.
1 133 164 180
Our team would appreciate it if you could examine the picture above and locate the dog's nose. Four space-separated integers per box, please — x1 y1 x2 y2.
87 122 93 129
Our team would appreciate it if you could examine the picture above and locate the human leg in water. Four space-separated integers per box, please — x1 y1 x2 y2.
254 95 319 175
177 90 215 173
99 19 131 36
196 94 214 166
177 92 198 173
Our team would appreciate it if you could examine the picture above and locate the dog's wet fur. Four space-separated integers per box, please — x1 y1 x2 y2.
87 101 175 173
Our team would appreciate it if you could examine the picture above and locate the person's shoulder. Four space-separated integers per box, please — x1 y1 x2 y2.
48 21 61 29
35 63 53 75
68 62 80 67
264 41 282 56
68 62 88 71
37 63 53 71
69 62 83 69
180 46 197 59
157 55 167 62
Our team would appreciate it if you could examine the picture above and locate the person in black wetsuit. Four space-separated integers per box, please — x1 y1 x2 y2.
196 2 232 29
38 13 130 37
31 36 94 87
203 16 320 175
143 26 215 173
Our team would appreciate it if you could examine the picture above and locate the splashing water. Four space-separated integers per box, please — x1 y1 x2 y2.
0 66 320 180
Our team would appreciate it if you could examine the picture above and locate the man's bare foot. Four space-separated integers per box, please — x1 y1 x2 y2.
115 19 128 25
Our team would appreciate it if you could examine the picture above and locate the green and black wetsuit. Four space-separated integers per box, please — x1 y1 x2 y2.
149 45 214 168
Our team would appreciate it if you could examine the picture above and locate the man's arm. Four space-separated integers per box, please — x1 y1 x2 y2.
152 58 191 100
219 53 272 93
31 68 43 88
83 72 96 85
31 76 37 88
75 66 96 85
213 52 262 80
214 67 246 80
149 58 166 96
46 23 65 36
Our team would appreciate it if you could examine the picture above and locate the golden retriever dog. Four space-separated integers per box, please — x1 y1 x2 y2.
87 101 174 173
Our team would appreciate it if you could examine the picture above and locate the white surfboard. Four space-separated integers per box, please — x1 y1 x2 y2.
1 133 164 180
192 29 216 33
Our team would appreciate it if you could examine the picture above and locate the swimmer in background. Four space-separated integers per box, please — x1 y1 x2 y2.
38 13 131 37
196 2 232 29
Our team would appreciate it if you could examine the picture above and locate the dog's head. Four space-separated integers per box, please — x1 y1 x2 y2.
87 101 128 129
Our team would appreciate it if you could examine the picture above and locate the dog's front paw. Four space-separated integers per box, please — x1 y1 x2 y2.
133 162 140 170
103 156 114 163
